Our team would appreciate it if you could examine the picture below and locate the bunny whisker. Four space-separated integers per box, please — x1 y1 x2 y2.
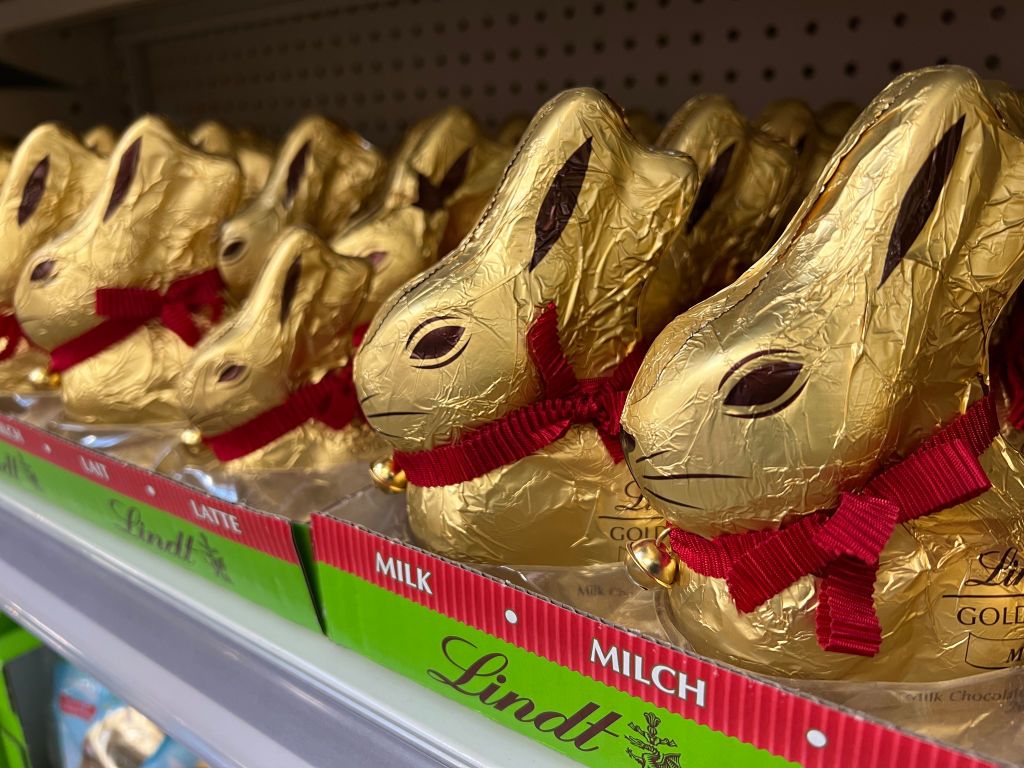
638 487 703 510
634 449 669 463
641 472 747 481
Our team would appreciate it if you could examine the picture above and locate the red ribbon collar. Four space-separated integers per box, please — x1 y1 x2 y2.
202 324 370 462
49 268 225 374
0 312 25 362
667 394 1000 657
394 303 643 487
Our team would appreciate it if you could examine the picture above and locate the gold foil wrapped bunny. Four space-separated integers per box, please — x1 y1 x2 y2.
190 120 274 202
332 107 509 327
756 99 840 214
355 88 697 566
218 116 384 301
0 123 106 390
179 227 382 471
496 115 530 146
626 109 661 145
638 95 800 337
14 115 243 423
621 66 1024 682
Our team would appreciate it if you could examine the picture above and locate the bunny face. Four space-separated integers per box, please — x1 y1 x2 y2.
15 116 243 351
638 95 799 336
218 116 384 302
331 107 507 327
355 88 697 455
623 67 1024 539
180 227 371 439
0 124 105 311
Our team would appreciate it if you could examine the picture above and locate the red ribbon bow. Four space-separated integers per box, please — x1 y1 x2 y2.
0 312 25 362
394 303 644 487
667 394 999 657
203 366 362 462
49 269 225 374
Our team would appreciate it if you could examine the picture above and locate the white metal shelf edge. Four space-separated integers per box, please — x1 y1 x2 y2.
0 482 574 768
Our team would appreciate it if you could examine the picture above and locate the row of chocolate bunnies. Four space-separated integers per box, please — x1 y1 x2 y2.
0 64 1021 691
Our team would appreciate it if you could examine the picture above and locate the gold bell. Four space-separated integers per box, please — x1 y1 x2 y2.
28 366 60 389
369 456 407 493
625 528 683 590
180 426 203 447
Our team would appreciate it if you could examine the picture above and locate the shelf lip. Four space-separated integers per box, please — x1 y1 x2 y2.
0 481 574 768
0 0 155 35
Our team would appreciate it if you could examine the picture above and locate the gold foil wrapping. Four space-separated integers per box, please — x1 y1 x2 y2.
82 125 117 156
179 227 383 471
331 106 510 326
355 88 697 566
190 120 274 202
0 123 106 390
622 66 1024 682
638 95 800 338
218 115 385 302
15 115 243 422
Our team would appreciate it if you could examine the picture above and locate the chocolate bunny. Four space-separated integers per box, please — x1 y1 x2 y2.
355 89 697 566
14 116 243 423
82 125 117 156
218 116 384 302
190 120 274 203
0 123 106 390
331 106 509 327
179 227 381 471
621 67 1024 682
639 95 800 338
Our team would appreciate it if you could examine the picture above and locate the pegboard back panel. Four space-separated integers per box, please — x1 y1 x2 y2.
65 0 1024 144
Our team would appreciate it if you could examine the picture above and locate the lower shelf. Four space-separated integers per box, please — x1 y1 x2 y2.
0 481 575 768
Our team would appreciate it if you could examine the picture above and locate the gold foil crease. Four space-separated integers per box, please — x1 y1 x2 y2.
638 94 800 338
0 123 106 391
218 115 385 302
622 66 1024 682
15 115 243 423
355 88 697 566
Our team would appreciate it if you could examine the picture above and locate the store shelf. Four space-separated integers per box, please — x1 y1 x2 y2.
0 481 576 768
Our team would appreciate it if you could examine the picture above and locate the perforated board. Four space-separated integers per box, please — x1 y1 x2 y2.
92 0 1022 146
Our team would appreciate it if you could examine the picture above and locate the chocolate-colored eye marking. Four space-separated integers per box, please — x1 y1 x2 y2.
530 137 592 272
221 240 245 261
793 133 807 155
104 137 141 222
29 258 56 282
17 156 49 227
686 142 736 233
880 115 964 287
279 255 302 323
414 148 472 213
411 325 465 361
217 363 247 383
284 140 311 207
724 360 805 417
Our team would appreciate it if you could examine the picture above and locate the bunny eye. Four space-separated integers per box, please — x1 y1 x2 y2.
217 363 247 383
407 318 469 369
721 354 806 418
29 258 56 283
18 155 49 227
104 137 141 222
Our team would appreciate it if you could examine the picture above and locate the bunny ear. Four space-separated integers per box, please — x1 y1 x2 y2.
879 115 964 286
530 136 593 272
283 140 311 207
103 137 141 222
438 147 472 199
685 142 736 233
413 147 473 213
279 254 302 323
17 155 48 226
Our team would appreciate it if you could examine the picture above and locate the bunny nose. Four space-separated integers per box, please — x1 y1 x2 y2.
221 239 246 261
620 429 636 455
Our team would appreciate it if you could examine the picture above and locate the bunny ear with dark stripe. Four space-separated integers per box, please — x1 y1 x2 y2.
17 156 49 227
104 138 141 222
279 255 302 323
880 115 965 286
414 148 473 213
685 142 736 233
284 141 311 207
530 137 592 271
